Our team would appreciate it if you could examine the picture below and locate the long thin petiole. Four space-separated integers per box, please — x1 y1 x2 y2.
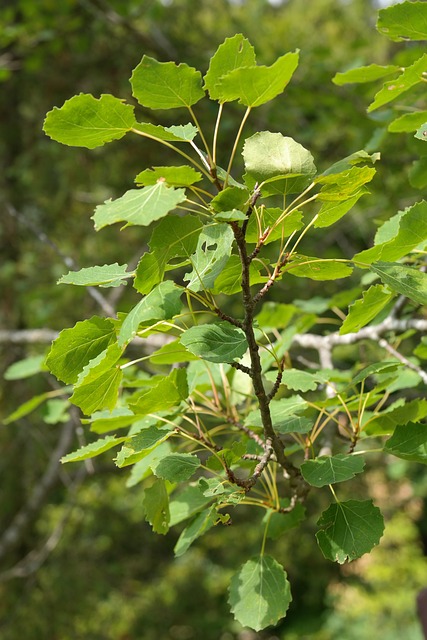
188 106 213 166
212 103 223 167
225 106 251 187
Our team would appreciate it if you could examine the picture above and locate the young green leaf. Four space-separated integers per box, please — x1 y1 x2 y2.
316 500 384 563
126 441 172 487
368 55 427 112
364 399 427 436
377 1 427 42
211 255 265 295
115 427 173 468
245 396 307 430
4 392 55 425
92 183 187 231
203 34 256 102
149 339 198 365
58 263 130 288
384 422 427 464
180 322 248 364
228 556 292 631
134 165 202 188
169 485 212 526
43 94 136 148
340 284 394 334
143 478 170 535
279 369 322 392
332 64 400 85
45 316 116 384
370 261 427 306
70 366 123 415
315 189 368 228
350 361 401 388
61 435 128 463
301 454 365 487
243 132 316 194
217 51 299 107
154 453 201 483
131 56 204 110
118 280 183 347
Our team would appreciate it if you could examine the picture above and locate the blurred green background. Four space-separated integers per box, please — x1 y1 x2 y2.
1 1 426 638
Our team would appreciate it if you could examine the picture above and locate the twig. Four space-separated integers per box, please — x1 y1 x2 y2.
378 337 427 384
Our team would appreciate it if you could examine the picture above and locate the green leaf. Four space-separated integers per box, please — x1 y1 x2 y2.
58 263 130 288
126 441 172 487
131 55 204 110
70 365 123 415
4 392 53 425
92 183 186 231
414 337 427 360
89 407 136 434
301 454 365 488
364 398 427 436
384 422 427 464
213 209 247 222
183 223 234 292
316 166 376 201
211 255 264 296
316 500 384 563
355 201 427 264
143 479 170 534
388 110 427 133
45 316 116 384
61 435 127 463
255 303 296 330
155 453 201 482
115 426 173 468
273 415 313 435
149 339 198 365
130 368 188 415
4 355 46 380
409 158 427 189
340 284 394 334
228 556 292 631
370 261 427 306
174 506 218 557
377 1 427 42
368 55 427 112
245 396 307 431
118 281 183 347
217 51 299 107
350 361 401 388
332 64 400 85
210 187 249 213
134 214 202 295
243 132 316 195
134 122 198 142
134 165 202 188
321 150 380 177
279 369 322 392
180 322 248 364
286 256 353 281
204 34 256 101
415 122 427 142
246 208 303 244
43 94 136 148
44 399 69 424
169 484 212 526
315 189 368 228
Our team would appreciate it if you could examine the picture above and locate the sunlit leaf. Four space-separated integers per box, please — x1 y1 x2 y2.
130 368 188 415
58 263 130 288
371 261 427 306
333 64 400 85
134 122 198 142
131 55 204 109
228 556 292 631
203 34 256 102
184 223 234 292
286 256 353 280
45 316 116 384
340 284 394 334
388 110 427 133
92 183 186 231
217 51 299 107
134 165 202 187
368 55 427 112
61 435 127 463
377 1 427 42
43 94 135 148
155 453 201 482
415 122 427 142
4 355 47 380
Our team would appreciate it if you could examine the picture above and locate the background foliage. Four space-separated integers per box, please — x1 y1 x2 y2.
1 1 426 638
